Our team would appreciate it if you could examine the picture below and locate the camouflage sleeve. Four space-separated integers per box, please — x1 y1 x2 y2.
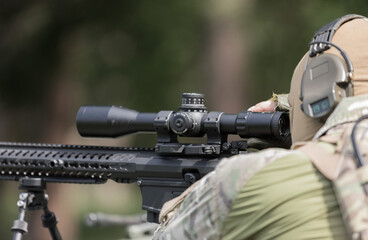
153 148 292 240
221 152 348 240
270 93 290 111
153 147 348 240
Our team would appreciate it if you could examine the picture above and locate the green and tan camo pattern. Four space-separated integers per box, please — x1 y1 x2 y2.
315 95 368 239
328 122 368 239
314 94 368 140
153 148 292 240
272 93 290 111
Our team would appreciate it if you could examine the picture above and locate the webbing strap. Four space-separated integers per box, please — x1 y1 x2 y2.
359 165 368 184
297 142 339 180
310 14 366 57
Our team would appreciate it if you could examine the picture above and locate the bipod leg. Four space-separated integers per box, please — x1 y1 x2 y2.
11 178 62 240
42 204 62 240
11 192 29 240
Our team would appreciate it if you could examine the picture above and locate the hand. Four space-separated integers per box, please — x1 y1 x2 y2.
247 99 291 150
248 100 277 112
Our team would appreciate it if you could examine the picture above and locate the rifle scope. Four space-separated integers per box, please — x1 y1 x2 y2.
76 93 290 141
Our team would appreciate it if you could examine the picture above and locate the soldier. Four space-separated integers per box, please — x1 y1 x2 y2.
153 14 368 239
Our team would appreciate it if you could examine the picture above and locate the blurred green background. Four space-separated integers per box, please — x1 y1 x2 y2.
0 1 367 239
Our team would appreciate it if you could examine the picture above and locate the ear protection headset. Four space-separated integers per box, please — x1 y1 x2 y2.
300 14 365 119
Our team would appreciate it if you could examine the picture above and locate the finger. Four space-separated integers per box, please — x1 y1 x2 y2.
248 100 277 112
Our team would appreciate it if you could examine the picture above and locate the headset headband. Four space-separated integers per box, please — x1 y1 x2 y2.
309 14 365 57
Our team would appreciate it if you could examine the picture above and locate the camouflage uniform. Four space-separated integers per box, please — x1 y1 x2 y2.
311 95 368 239
153 95 368 240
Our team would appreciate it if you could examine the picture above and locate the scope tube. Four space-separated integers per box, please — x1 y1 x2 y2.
234 111 289 140
218 114 237 134
76 106 290 142
77 106 157 137
217 111 289 141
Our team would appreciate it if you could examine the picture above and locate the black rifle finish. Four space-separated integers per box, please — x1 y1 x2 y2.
0 142 222 223
0 93 291 226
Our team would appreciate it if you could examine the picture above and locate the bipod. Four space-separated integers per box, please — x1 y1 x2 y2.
11 178 62 240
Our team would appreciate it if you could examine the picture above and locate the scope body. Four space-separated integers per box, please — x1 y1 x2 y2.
77 93 290 144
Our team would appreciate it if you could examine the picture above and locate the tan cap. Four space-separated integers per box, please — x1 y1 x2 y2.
288 18 368 143
288 53 324 142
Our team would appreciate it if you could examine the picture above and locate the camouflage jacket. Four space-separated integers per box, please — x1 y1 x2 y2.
310 94 368 239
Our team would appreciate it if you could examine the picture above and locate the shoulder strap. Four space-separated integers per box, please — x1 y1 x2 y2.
310 14 366 56
297 125 368 239
294 124 354 180
296 142 340 180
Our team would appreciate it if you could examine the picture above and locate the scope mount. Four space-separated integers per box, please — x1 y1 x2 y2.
154 93 244 156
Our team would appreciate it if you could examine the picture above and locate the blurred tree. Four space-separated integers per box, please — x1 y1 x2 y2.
0 1 208 239
202 0 249 113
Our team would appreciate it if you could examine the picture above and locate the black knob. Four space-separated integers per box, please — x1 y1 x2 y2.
169 112 194 135
179 93 207 112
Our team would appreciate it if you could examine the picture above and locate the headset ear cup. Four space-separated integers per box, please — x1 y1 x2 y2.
299 14 360 118
300 53 352 118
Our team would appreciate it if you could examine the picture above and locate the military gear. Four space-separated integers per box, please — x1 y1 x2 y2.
297 95 368 240
289 16 368 142
300 15 363 119
289 15 368 239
